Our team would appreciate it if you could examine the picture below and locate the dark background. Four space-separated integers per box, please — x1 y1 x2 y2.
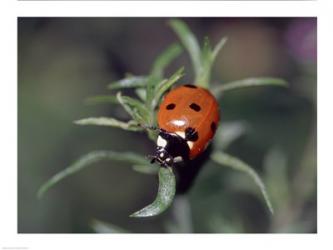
18 17 316 233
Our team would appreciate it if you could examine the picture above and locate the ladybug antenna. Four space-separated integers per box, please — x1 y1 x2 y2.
147 154 156 164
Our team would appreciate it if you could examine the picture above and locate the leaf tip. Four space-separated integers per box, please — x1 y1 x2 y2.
269 207 275 215
280 79 289 87
267 78 289 88
36 186 46 200
73 119 82 125
129 212 138 218
168 18 180 27
128 209 149 218
107 82 117 90
116 91 122 99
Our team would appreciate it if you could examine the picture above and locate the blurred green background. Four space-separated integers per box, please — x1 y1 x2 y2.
18 17 316 233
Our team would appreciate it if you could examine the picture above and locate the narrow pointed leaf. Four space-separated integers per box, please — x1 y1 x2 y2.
211 151 274 214
215 121 249 150
107 76 147 90
37 151 149 199
152 67 184 108
84 95 119 105
169 19 201 80
197 36 227 87
201 36 212 65
135 88 146 102
146 44 183 106
196 37 212 87
116 92 148 123
122 95 150 119
151 43 183 78
74 117 142 131
157 67 185 94
130 167 176 217
145 76 159 107
212 37 228 61
213 77 288 97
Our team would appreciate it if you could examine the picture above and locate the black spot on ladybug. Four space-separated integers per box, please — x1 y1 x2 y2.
211 122 217 133
184 84 197 89
166 103 176 110
185 127 199 141
189 103 201 112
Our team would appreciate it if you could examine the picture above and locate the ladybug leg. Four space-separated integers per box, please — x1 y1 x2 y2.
150 158 156 164
185 127 199 142
147 154 156 164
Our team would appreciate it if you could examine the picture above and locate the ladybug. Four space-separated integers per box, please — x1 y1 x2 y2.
150 84 220 167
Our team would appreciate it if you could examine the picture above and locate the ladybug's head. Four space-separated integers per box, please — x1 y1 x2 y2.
149 146 174 167
149 129 190 168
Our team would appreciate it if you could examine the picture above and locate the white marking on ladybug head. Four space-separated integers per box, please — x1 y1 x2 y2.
187 141 194 149
175 131 186 139
159 152 165 158
157 136 167 148
173 119 186 127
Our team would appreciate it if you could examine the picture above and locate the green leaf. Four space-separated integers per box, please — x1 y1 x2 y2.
145 75 158 108
116 92 149 123
107 76 147 90
169 19 201 81
170 19 228 88
152 67 185 109
84 95 119 105
74 117 143 131
195 37 227 88
135 88 146 102
213 77 288 97
151 43 183 79
91 219 129 233
132 164 158 175
197 37 214 87
130 167 176 217
215 121 249 150
263 148 289 207
211 151 274 214
137 44 183 107
37 150 149 199
122 95 150 119
212 37 228 62
146 127 159 142
195 37 211 87
197 36 227 87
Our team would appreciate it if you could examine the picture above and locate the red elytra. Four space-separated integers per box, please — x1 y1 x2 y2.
157 84 220 159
